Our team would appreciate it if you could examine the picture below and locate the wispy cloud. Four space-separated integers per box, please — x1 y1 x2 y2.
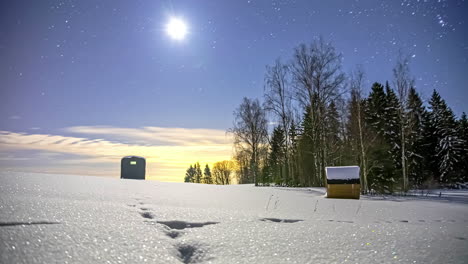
0 126 233 181
65 126 230 146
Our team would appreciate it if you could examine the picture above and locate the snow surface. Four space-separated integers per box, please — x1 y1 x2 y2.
326 166 360 180
1 172 467 264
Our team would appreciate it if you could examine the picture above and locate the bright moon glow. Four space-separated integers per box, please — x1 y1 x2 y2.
166 17 187 40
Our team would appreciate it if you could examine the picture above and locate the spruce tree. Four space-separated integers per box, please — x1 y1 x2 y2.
458 112 468 182
298 105 317 186
364 83 386 188
384 82 402 190
267 126 286 185
203 164 212 184
428 90 463 183
366 83 387 134
365 82 395 193
194 162 203 183
289 121 299 186
421 105 438 185
324 100 342 166
184 165 196 183
406 87 426 186
346 89 361 166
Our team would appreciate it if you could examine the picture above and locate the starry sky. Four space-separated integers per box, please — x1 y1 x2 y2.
1 0 467 181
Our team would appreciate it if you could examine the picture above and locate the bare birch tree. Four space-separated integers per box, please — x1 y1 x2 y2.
349 65 369 193
393 52 415 192
290 37 345 186
212 160 234 185
264 58 293 184
229 97 269 186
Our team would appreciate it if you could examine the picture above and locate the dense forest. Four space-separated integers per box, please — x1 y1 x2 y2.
185 38 468 194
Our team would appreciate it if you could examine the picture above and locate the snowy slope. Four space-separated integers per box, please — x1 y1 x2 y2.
1 172 467 263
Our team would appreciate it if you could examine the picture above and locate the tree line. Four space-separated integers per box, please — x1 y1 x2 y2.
228 37 468 193
184 161 235 185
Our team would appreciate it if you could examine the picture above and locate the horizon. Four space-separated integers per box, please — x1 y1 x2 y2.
1 0 467 181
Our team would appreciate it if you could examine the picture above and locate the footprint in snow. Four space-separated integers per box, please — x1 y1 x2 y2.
260 218 303 223
0 221 60 227
157 220 219 230
140 212 155 219
336 220 354 224
166 230 182 239
176 243 211 264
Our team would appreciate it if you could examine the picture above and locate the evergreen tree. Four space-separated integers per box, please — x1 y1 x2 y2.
428 90 463 183
366 83 387 135
324 100 342 166
384 82 402 190
365 82 395 193
203 164 213 184
458 112 468 182
421 105 439 185
406 87 426 186
289 121 299 186
194 162 203 183
184 165 196 183
266 126 286 185
297 105 317 186
260 164 270 186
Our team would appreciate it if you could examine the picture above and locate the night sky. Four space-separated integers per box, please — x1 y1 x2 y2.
1 0 467 181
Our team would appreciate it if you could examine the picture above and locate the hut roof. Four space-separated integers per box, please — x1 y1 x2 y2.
325 166 360 180
122 156 145 160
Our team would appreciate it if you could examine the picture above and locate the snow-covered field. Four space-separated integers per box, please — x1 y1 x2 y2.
1 172 467 263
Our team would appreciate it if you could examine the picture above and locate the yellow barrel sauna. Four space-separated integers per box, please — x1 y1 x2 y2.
325 166 360 199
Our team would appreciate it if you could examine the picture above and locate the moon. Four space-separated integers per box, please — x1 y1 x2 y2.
165 17 188 40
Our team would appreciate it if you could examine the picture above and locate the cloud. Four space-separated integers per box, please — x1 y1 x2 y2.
0 126 233 182
8 115 21 120
65 126 230 146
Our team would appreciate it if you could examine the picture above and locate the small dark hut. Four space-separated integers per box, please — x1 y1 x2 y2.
121 156 146 180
